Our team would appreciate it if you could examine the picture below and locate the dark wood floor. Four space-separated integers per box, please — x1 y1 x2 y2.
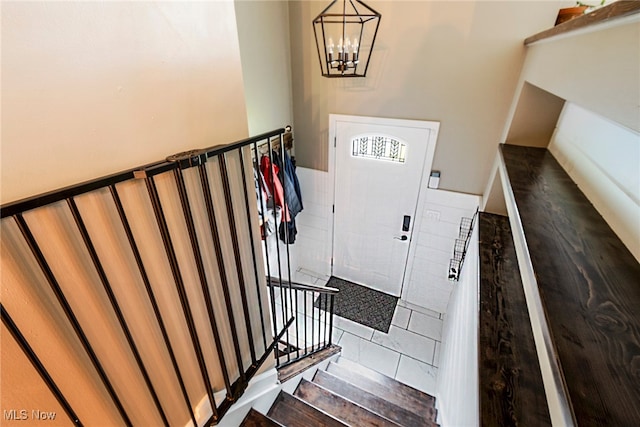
501 144 640 426
478 212 551 427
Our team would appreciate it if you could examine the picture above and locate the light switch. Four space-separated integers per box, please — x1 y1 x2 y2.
426 210 440 221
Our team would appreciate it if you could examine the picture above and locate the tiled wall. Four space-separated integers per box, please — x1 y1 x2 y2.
291 167 481 316
403 189 481 313
288 167 333 279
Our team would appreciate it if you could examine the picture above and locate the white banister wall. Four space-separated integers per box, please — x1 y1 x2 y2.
436 224 480 427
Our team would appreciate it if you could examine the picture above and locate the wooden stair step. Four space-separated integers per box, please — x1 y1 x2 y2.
327 359 435 418
294 379 400 427
312 369 437 426
267 391 347 427
277 344 341 383
240 408 284 427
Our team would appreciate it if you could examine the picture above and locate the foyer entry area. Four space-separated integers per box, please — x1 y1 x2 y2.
331 115 440 297
283 159 481 409
275 267 444 397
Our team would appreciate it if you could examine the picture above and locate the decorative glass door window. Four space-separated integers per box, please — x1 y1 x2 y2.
351 135 406 163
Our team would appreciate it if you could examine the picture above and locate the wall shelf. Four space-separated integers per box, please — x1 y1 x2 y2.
482 143 640 426
525 0 640 45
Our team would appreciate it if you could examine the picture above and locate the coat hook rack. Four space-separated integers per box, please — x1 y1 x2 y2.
255 125 294 156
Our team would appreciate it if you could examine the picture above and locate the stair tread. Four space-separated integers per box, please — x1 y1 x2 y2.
277 344 342 383
295 379 400 427
267 391 347 427
328 359 435 417
240 408 284 427
313 369 438 426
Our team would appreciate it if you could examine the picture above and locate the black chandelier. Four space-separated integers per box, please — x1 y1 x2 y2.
313 0 381 78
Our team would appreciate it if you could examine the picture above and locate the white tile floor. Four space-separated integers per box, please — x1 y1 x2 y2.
281 268 444 397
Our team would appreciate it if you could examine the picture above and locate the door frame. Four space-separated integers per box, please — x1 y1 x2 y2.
328 114 440 299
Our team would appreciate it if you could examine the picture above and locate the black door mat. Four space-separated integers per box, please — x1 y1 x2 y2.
315 276 398 333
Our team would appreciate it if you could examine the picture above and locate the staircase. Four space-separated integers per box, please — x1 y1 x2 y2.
241 357 439 427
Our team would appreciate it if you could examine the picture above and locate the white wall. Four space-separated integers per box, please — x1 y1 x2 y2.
288 0 563 195
549 103 640 260
1 1 250 204
516 16 640 134
436 223 480 427
235 0 294 136
287 167 334 280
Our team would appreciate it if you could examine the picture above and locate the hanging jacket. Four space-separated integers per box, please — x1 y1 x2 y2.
260 155 290 222
283 151 303 213
271 151 302 219
279 218 297 244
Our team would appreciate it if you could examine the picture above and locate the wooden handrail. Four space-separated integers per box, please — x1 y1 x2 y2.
267 277 340 295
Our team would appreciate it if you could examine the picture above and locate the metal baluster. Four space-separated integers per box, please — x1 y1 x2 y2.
311 291 316 353
14 214 133 427
323 293 328 348
172 168 232 399
218 153 256 367
238 147 268 353
143 175 217 420
278 133 297 360
304 289 308 355
196 160 246 388
109 184 197 426
1 305 84 426
329 294 335 345
66 197 169 426
265 139 290 363
254 140 279 343
295 289 301 359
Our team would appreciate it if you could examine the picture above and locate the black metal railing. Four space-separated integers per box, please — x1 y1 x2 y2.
267 277 338 368
0 128 305 426
249 129 339 370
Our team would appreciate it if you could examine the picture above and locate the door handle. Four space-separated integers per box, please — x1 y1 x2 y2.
394 235 408 241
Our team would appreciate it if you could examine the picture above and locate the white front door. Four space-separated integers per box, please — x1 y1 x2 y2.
331 115 439 296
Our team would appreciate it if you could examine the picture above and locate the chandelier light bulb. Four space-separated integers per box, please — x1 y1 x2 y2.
327 37 335 61
352 38 359 62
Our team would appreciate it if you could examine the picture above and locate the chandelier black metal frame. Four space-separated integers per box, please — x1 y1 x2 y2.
313 0 381 78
